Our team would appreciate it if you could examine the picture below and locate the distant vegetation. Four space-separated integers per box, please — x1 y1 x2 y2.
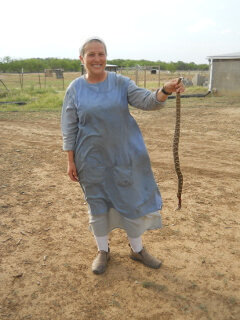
0 56 209 73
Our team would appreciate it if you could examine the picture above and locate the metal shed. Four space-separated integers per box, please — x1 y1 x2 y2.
207 52 240 96
105 64 118 72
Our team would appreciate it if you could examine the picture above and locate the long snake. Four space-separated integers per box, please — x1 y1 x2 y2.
173 77 183 210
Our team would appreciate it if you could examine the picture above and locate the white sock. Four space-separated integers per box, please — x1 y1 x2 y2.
128 236 143 253
94 235 109 252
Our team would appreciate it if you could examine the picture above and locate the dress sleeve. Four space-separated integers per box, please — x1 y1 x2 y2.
127 80 166 110
61 83 79 151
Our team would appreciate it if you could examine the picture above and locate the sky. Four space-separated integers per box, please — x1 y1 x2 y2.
1 0 240 64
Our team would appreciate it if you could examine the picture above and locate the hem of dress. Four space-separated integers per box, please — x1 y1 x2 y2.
88 208 162 238
89 224 162 238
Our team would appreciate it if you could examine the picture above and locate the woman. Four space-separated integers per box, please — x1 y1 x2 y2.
61 37 185 274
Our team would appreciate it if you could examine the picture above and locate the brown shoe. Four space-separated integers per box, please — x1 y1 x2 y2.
129 247 162 269
92 250 110 274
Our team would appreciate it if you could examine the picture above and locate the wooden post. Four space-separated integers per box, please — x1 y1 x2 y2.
144 66 146 88
22 68 24 89
38 72 41 89
158 65 161 87
62 72 65 90
19 68 24 89
135 66 138 86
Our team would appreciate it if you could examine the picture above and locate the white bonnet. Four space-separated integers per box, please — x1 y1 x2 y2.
79 36 107 56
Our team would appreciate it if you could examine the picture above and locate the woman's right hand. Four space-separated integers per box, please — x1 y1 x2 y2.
67 150 78 182
67 161 79 182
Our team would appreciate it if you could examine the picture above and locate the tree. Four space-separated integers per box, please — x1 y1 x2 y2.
2 56 12 64
167 62 177 73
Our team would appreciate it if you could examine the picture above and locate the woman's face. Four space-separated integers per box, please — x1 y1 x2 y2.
80 41 107 79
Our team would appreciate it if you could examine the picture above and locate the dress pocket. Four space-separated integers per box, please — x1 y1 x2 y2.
113 165 133 187
82 165 105 185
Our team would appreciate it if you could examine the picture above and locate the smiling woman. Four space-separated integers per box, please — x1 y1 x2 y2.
61 36 185 275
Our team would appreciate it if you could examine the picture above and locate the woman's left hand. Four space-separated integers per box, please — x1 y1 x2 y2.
157 78 185 101
163 78 185 94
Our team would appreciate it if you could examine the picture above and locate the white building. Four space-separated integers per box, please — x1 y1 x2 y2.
207 52 240 96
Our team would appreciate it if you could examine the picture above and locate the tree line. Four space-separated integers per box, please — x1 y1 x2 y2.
0 56 209 73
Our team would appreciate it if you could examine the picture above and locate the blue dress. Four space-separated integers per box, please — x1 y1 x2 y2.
61 72 166 219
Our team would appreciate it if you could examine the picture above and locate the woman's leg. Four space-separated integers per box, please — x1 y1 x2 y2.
94 235 109 252
89 212 110 274
128 235 143 253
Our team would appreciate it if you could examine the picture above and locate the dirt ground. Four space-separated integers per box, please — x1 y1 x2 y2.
0 95 239 320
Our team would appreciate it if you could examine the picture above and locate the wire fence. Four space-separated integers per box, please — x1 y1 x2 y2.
118 67 208 89
0 68 209 92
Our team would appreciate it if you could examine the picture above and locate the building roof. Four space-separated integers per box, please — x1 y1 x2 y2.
207 52 240 59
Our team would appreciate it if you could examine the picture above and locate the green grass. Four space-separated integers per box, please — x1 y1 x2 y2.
142 281 166 292
0 88 64 112
0 82 209 114
185 86 208 94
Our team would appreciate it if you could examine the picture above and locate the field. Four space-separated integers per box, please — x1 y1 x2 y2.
0 85 240 319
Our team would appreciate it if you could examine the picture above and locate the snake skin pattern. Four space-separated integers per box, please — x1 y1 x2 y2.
173 77 183 210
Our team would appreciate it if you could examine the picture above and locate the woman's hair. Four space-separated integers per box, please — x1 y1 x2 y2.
79 37 107 57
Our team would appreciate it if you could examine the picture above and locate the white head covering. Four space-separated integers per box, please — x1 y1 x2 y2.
79 36 107 56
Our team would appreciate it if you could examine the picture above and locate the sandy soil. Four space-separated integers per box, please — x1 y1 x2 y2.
0 95 239 320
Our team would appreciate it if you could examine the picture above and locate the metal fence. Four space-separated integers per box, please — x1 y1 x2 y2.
119 67 209 89
0 68 209 92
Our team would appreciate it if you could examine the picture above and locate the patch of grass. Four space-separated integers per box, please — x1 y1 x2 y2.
0 88 64 112
185 86 208 94
109 299 121 307
142 281 166 292
189 282 198 289
0 92 8 98
197 304 208 312
229 296 237 305
176 294 189 301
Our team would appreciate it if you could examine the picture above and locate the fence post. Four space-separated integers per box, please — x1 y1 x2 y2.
135 66 139 86
38 72 41 89
22 68 24 89
19 70 23 89
158 65 161 87
144 66 146 88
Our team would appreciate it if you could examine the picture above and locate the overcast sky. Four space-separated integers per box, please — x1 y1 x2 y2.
1 0 239 64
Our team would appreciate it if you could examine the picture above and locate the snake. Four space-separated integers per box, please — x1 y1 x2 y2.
173 77 183 210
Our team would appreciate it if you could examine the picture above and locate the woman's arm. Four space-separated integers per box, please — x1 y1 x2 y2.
127 80 166 110
61 83 79 151
127 78 185 110
61 82 79 182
